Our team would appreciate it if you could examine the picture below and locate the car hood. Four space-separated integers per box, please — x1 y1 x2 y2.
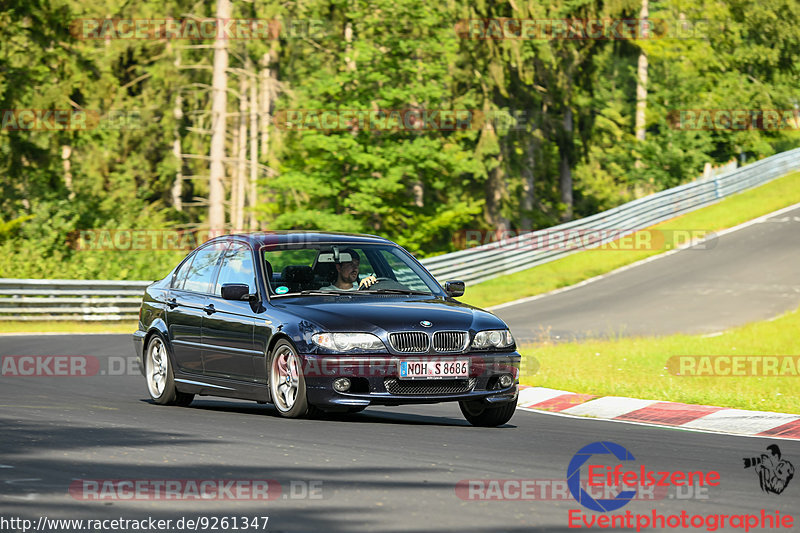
272 295 508 334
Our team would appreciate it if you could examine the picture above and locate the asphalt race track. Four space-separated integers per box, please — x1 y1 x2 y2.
1 335 799 532
495 205 800 342
2 206 800 532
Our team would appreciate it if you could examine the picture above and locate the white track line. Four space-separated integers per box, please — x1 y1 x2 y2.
515 404 800 442
682 410 800 434
517 387 574 407
560 396 660 418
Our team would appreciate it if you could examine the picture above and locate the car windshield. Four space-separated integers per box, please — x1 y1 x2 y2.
262 243 442 297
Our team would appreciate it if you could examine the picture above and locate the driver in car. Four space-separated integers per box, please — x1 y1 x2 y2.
322 248 378 291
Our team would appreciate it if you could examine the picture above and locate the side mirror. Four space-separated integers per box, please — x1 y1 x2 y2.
221 283 251 301
444 280 465 298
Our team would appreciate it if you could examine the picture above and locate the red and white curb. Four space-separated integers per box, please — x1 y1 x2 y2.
517 386 800 440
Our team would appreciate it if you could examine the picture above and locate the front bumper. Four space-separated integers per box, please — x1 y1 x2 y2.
301 353 521 409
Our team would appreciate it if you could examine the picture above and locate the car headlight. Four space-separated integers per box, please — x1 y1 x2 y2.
312 332 386 352
471 329 514 349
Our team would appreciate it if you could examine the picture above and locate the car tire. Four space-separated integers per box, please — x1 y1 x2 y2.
459 399 516 427
269 339 319 418
145 333 194 406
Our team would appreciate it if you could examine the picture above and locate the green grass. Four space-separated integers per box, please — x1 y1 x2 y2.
461 170 800 309
0 321 138 334
518 307 800 414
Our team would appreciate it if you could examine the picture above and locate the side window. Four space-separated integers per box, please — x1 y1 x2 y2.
214 242 255 296
182 243 227 294
172 254 195 290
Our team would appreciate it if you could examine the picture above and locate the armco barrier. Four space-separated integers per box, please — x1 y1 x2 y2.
1 147 799 321
0 279 150 321
419 147 800 284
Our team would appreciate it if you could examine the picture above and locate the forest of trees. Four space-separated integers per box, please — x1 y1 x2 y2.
1 0 798 279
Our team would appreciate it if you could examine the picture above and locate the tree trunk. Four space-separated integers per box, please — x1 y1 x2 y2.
412 181 423 207
230 117 240 227
344 21 356 71
485 142 510 233
259 52 273 156
520 136 537 231
635 0 649 144
171 46 183 211
233 72 248 231
249 57 259 230
559 107 574 221
62 145 74 200
207 0 231 234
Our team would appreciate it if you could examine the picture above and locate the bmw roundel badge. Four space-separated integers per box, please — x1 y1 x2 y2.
420 320 432 327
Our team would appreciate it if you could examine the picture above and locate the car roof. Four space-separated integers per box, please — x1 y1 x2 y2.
208 231 393 248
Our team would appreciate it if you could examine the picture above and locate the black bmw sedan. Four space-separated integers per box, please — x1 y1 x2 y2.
133 232 521 426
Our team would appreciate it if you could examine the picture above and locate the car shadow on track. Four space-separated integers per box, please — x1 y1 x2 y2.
139 398 518 428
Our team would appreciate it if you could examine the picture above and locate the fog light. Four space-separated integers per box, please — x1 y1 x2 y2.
333 378 351 392
498 374 513 388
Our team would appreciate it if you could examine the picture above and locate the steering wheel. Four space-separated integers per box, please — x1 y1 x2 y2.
358 277 393 290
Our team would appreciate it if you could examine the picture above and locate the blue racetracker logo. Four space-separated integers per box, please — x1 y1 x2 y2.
567 441 637 512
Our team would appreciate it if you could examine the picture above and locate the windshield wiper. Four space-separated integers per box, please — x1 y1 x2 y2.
272 289 433 297
272 290 338 297
359 289 432 295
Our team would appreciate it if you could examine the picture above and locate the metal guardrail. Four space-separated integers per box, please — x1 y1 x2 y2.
419 147 800 284
1 147 799 321
0 279 151 321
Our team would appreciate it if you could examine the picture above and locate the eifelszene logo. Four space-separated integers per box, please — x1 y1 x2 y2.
567 441 638 512
565 441 796 531
566 441 721 512
743 445 795 495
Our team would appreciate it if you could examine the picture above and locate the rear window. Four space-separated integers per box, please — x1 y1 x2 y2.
171 255 195 290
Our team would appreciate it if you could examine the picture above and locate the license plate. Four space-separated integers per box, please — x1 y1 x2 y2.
398 359 469 380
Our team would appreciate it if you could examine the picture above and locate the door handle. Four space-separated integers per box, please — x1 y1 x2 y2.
167 298 179 309
203 304 216 315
